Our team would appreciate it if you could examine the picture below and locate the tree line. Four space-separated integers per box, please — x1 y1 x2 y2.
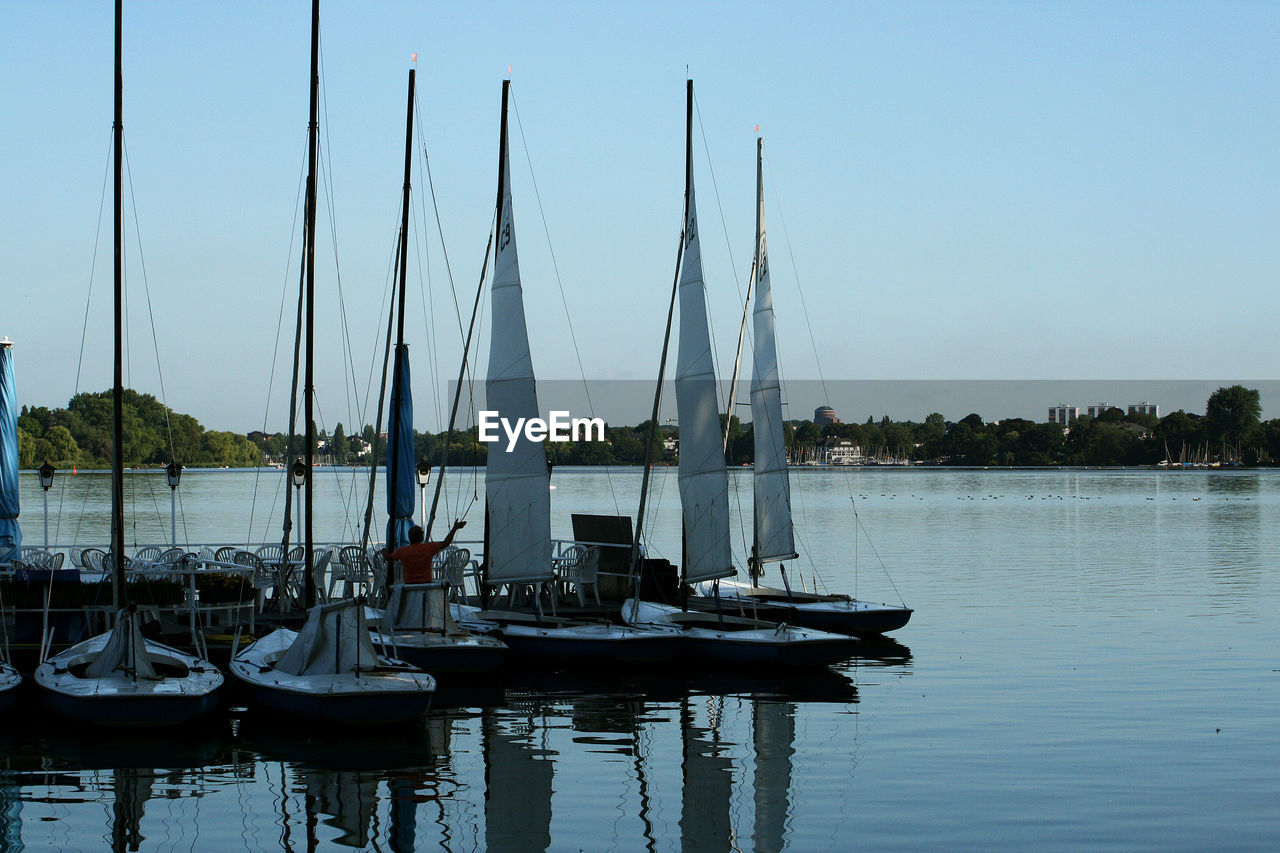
17 390 260 469
16 384 1276 471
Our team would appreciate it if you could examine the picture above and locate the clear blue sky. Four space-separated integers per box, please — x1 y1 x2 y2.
4 1 1278 433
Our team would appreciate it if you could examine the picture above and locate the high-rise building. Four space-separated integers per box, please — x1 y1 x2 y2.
1048 404 1079 426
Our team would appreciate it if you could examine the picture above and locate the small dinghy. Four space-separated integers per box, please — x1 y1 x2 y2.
231 598 435 725
455 604 681 666
622 599 860 669
691 579 913 637
34 604 223 727
371 582 508 675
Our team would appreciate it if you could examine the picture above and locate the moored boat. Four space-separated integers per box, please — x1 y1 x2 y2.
35 605 223 726
372 582 508 675
231 598 435 725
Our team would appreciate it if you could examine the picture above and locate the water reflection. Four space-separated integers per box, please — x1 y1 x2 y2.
0 665 868 851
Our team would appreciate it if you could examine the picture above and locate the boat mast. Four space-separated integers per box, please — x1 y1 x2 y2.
111 0 126 600
630 80 693 598
748 136 763 583
301 0 320 608
385 66 416 557
481 79 512 605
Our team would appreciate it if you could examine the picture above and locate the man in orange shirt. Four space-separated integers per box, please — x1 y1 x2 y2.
385 519 466 584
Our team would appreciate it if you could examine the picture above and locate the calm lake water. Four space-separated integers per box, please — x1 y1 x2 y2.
4 466 1279 851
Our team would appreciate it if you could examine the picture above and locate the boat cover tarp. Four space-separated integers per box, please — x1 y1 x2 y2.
385 344 415 551
0 342 20 562
276 599 381 676
383 582 459 634
84 609 158 680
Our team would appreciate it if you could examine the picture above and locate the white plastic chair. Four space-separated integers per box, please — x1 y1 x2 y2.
554 545 601 607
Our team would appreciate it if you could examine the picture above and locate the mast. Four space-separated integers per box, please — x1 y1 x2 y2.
384 66 416 555
483 78 552 596
630 80 693 594
672 79 732 590
301 0 320 608
748 134 797 582
111 0 126 599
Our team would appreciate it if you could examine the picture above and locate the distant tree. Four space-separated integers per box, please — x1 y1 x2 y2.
36 424 80 467
331 422 348 464
1206 385 1261 453
793 421 820 449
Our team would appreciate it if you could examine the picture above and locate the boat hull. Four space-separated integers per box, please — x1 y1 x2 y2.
374 633 508 675
690 583 913 636
498 625 681 665
33 632 224 728
230 667 435 725
622 599 860 668
675 627 859 668
36 685 221 728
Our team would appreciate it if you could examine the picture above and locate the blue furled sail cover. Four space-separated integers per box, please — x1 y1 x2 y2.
0 343 21 562
385 344 415 550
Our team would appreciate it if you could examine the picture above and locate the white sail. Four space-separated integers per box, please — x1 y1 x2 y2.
749 139 796 564
485 101 553 586
675 172 733 585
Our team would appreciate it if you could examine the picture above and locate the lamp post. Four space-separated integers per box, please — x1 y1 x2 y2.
416 460 431 528
291 459 307 530
39 462 55 549
165 461 182 548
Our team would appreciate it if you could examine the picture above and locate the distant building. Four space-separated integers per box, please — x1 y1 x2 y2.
1128 402 1160 417
814 406 839 427
1086 403 1114 419
1048 404 1079 426
814 436 861 465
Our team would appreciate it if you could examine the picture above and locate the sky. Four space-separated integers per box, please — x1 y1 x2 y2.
4 1 1279 435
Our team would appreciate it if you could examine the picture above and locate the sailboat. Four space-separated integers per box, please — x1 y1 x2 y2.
231 597 435 724
372 582 507 675
465 80 680 666
690 136 912 638
369 63 507 676
230 1 434 720
622 82 860 668
34 0 223 725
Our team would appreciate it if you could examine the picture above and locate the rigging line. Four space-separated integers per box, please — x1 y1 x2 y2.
360 237 402 551
315 34 368 449
409 179 445 436
415 99 468 338
121 137 176 461
315 137 363 440
692 91 748 417
73 134 114 398
507 88 621 517
766 146 882 596
250 134 310 545
849 497 905 605
426 219 495 538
